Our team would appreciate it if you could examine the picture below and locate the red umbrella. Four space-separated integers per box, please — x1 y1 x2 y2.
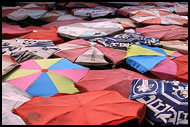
2 22 32 39
75 68 158 98
135 25 188 41
21 27 64 45
12 90 146 125
54 39 126 67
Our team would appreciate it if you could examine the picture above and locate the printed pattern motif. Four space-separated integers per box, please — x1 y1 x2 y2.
89 32 160 50
129 79 188 125
2 38 59 63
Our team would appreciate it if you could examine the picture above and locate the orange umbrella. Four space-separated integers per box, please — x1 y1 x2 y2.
12 90 146 125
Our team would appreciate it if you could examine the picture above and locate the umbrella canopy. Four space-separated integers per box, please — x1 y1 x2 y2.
39 10 61 23
160 40 188 55
6 3 47 21
21 27 64 45
89 32 160 50
2 38 59 63
2 5 21 18
129 79 188 125
54 39 126 66
150 55 188 82
2 22 32 39
2 55 19 76
2 58 89 97
75 68 158 98
57 21 124 39
135 25 188 41
175 3 188 15
130 9 188 26
92 18 137 29
117 5 164 17
12 90 146 125
2 82 32 125
65 2 100 8
71 6 117 19
124 44 183 74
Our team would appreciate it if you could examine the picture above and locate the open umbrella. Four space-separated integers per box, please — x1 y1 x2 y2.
135 25 188 41
130 9 188 26
64 2 100 8
150 55 188 83
2 58 89 97
124 44 183 74
21 27 64 45
2 82 32 125
175 3 188 15
57 21 124 39
39 10 61 23
2 5 21 18
75 68 158 99
129 79 188 125
2 55 19 76
71 6 117 19
89 32 160 50
2 22 32 39
54 39 126 67
12 90 146 125
2 38 59 63
6 3 47 21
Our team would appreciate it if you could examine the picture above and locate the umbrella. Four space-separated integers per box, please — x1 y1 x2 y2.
75 68 158 99
2 5 21 18
92 18 137 29
2 55 19 76
21 27 64 45
6 3 47 21
57 21 124 39
130 9 188 26
2 22 32 39
2 82 32 125
160 40 188 55
135 25 188 41
89 32 160 50
175 3 188 15
124 44 183 74
71 6 117 19
12 90 146 125
39 10 61 23
117 5 164 17
2 58 89 97
2 38 59 63
54 39 126 67
129 79 188 125
65 2 100 8
150 55 188 82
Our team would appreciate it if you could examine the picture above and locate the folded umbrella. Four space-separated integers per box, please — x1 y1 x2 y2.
75 68 158 98
54 39 126 67
12 90 146 125
129 79 188 125
3 58 89 97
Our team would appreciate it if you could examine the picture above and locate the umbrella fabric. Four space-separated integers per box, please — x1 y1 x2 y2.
2 55 19 76
149 54 187 82
21 27 64 45
12 90 146 125
55 10 86 20
129 79 188 125
2 82 32 125
117 5 163 17
2 38 59 63
124 44 183 74
89 32 160 50
2 5 21 18
57 22 124 39
2 22 32 39
130 9 188 26
135 25 188 41
71 6 117 18
39 10 61 23
160 40 188 55
65 2 100 8
175 3 188 15
2 58 89 97
54 39 126 66
6 3 47 21
92 18 137 29
42 19 89 28
75 68 158 99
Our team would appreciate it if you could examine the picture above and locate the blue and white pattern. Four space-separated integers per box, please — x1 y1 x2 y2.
89 32 160 50
129 79 188 125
